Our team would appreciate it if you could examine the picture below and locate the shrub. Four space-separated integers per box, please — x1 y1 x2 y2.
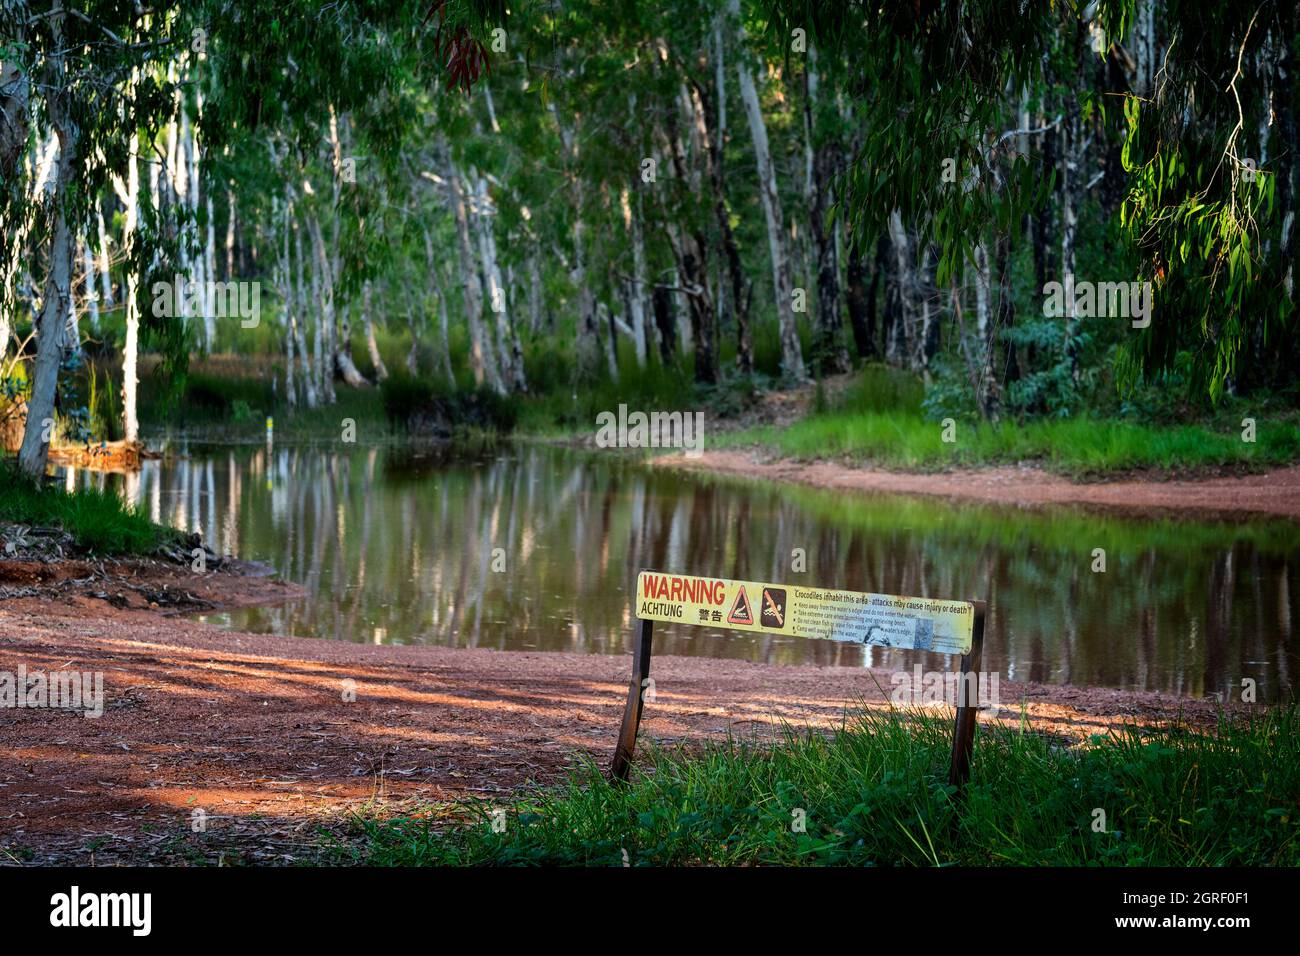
379 374 517 435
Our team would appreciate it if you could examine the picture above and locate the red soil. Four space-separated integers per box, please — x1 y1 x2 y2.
655 450 1300 520
0 559 1245 864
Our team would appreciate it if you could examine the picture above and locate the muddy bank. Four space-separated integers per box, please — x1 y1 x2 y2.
653 449 1300 520
0 560 1251 864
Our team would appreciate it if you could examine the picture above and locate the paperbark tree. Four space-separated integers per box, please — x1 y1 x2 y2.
687 49 751 376
289 200 318 409
423 226 457 384
803 55 849 375
548 104 604 383
652 48 720 386
120 131 141 443
474 174 525 391
729 0 805 381
447 157 502 392
18 9 78 477
1059 16 1087 383
362 280 389 381
619 183 649 367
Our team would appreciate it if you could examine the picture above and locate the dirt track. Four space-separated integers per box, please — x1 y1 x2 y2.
0 559 1246 864
655 450 1300 520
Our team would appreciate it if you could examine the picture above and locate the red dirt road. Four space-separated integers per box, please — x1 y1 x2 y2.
656 450 1300 520
0 560 1243 864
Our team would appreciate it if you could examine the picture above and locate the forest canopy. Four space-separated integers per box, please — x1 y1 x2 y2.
1 0 1296 475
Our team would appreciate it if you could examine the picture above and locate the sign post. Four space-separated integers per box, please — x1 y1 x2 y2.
609 617 653 783
947 604 986 789
611 569 987 793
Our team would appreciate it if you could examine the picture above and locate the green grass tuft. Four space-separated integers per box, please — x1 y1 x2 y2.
336 706 1300 867
0 465 178 555
719 367 1300 475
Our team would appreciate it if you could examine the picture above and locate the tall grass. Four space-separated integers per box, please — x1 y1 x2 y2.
138 362 395 440
0 465 177 554
339 706 1299 867
719 365 1300 474
725 413 1300 473
379 374 518 434
516 353 699 436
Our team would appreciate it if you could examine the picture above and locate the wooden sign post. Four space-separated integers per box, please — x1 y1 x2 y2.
611 570 987 792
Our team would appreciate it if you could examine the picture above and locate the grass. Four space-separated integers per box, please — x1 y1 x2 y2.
722 412 1300 474
334 705 1299 867
718 365 1300 475
125 350 1299 474
0 464 179 555
515 352 704 437
138 362 395 442
379 373 518 435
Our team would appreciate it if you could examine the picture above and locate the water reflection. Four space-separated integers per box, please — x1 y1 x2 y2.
59 443 1299 702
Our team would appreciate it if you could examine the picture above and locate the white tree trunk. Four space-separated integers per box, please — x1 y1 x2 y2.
290 208 318 408
362 279 388 381
204 191 217 345
424 227 457 384
600 302 620 381
1061 107 1082 379
887 209 916 366
447 159 502 392
18 25 78 477
527 249 542 335
80 236 98 331
19 208 74 476
307 214 325 399
278 198 297 407
63 244 81 359
548 104 603 382
474 175 525 391
96 206 112 307
225 188 236 280
729 0 806 381
122 131 141 444
334 303 369 388
620 185 649 366
3 134 55 359
405 304 421 376
307 213 340 400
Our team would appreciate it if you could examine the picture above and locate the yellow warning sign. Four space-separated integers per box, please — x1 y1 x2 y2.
726 587 753 625
634 571 975 655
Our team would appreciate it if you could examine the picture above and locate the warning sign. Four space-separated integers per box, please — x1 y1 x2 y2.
634 571 975 656
760 587 786 628
727 587 754 625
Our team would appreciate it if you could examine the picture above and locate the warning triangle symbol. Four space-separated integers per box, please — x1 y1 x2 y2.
726 587 754 625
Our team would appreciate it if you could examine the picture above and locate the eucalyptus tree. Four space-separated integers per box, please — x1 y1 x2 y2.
772 0 1298 406
727 0 805 382
1113 0 1299 400
1 0 186 476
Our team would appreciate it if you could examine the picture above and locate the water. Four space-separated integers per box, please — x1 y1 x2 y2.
61 441 1299 702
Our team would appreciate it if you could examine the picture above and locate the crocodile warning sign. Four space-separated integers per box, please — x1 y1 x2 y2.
634 571 975 656
726 588 753 625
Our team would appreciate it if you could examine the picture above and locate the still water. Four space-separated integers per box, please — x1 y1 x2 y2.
63 441 1299 701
